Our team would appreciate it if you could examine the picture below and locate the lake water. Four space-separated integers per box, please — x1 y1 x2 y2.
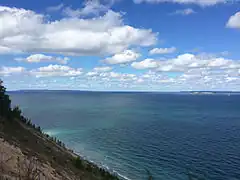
9 91 240 180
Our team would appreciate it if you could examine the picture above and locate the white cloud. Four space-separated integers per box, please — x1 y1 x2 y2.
93 66 113 72
0 46 17 54
0 66 25 76
105 72 137 81
63 0 108 17
85 70 137 82
15 54 70 64
149 47 176 55
156 54 240 72
103 50 141 64
133 0 227 6
108 72 121 78
30 64 83 77
226 11 240 29
171 8 196 15
0 6 44 39
2 63 240 91
131 59 159 69
0 6 157 56
131 53 240 73
46 3 64 12
86 71 99 76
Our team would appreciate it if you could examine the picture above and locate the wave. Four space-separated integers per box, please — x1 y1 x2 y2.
113 170 132 180
92 158 132 180
73 150 132 180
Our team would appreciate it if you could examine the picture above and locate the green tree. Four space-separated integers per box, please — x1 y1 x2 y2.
12 106 22 119
0 80 11 118
36 126 42 133
74 156 83 169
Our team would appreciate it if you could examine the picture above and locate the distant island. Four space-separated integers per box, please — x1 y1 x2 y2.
189 91 216 95
181 91 239 95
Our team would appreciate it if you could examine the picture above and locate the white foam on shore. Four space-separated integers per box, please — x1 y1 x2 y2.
113 170 132 180
102 165 132 180
74 151 132 180
43 130 132 180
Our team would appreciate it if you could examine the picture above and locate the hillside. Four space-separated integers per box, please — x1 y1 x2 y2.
0 80 119 180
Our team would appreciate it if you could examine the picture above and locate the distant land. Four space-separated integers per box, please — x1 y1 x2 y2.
180 91 240 95
7 90 240 94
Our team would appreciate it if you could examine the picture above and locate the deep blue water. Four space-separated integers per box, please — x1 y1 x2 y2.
8 91 240 180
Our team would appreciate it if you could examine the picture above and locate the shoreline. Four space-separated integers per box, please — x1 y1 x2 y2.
46 133 132 180
43 129 132 180
1 116 121 179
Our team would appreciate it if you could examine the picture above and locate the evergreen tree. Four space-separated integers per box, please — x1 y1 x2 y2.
0 80 11 118
12 106 22 119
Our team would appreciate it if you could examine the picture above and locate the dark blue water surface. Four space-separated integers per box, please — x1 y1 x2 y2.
8 91 240 180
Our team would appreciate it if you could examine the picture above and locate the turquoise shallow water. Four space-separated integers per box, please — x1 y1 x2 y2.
9 91 240 180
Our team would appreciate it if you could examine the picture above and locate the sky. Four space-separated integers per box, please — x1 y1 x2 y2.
0 0 240 91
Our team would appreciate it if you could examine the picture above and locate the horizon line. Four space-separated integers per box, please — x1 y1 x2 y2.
7 89 240 93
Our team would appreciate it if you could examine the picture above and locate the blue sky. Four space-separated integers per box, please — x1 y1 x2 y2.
0 0 239 91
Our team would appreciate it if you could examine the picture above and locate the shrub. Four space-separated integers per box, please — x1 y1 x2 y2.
26 119 32 126
12 106 22 119
36 126 42 133
0 80 11 118
73 156 83 169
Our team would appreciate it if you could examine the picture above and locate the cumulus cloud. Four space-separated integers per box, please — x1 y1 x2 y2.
63 0 108 17
0 6 157 56
226 11 240 29
108 72 136 80
85 71 137 82
0 66 26 76
103 50 141 64
84 66 239 91
30 65 83 77
0 46 18 54
86 66 113 77
93 66 113 72
131 53 240 72
133 0 227 6
15 54 70 64
171 8 196 15
2 62 239 91
0 6 44 39
86 71 99 76
131 59 159 69
149 47 176 55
